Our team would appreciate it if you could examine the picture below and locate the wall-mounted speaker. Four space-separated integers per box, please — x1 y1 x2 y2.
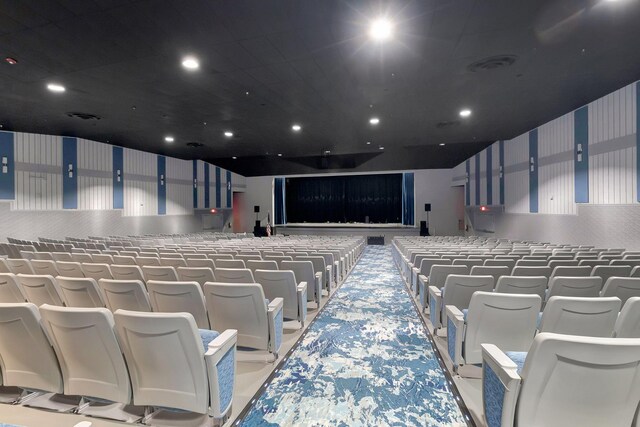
254 205 260 213
425 203 431 212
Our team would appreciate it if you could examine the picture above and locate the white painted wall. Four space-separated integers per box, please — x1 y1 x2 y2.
166 157 193 216
77 138 113 211
504 133 530 214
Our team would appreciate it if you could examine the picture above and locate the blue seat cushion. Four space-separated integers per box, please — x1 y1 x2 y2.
505 351 527 374
198 329 221 351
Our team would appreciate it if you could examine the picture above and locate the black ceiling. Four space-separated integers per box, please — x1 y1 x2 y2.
2 0 640 176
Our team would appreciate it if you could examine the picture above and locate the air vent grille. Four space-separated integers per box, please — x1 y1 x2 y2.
467 55 517 72
66 112 101 120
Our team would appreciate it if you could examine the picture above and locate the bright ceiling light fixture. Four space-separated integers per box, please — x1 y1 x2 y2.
224 131 233 138
369 117 380 125
291 124 302 132
47 83 65 93
164 136 174 143
181 56 200 70
439 143 446 146
369 18 393 41
459 109 472 118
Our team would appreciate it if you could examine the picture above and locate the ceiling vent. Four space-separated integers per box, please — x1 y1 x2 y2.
186 142 204 148
66 112 101 120
467 55 517 72
436 120 461 129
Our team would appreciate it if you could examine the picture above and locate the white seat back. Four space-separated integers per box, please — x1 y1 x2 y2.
203 282 268 350
52 252 73 262
550 266 592 278
185 258 215 269
614 297 640 338
31 260 59 276
442 274 495 311
111 265 145 282
160 258 187 268
511 266 552 278
71 253 93 263
600 277 640 305
429 265 470 288
56 277 105 308
113 255 137 266
0 273 27 303
517 333 640 427
495 275 547 300
465 292 541 364
55 261 85 278
214 259 245 269
17 274 64 306
135 256 160 267
177 267 215 287
142 266 178 282
146 280 209 329
470 266 510 284
213 268 254 283
91 254 113 264
539 296 621 337
6 258 34 275
113 310 209 414
419 258 451 276
246 260 278 275
97 279 151 312
281 260 317 302
547 276 603 299
81 263 113 281
592 265 632 284
254 270 299 321
0 303 63 392
39 305 131 403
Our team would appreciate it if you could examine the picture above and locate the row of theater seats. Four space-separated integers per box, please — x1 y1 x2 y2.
393 236 640 427
0 234 364 425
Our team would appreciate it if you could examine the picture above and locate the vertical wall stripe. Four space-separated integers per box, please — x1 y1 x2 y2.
474 154 480 205
192 160 198 209
204 163 210 208
574 106 590 203
499 141 505 205
465 160 470 206
226 170 232 208
157 155 166 215
529 129 539 213
0 132 15 200
486 148 493 205
637 82 640 202
112 146 124 209
62 137 78 209
215 167 221 208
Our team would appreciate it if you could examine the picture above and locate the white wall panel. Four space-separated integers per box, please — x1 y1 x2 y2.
232 171 246 190
589 83 637 204
469 156 476 206
14 132 62 211
504 133 529 213
196 161 205 208
220 167 229 208
77 138 113 211
492 143 500 204
479 150 487 205
123 148 157 217
451 162 466 186
538 113 576 215
166 157 193 215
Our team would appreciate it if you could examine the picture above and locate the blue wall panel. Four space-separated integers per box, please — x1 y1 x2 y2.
62 137 78 209
574 106 590 203
112 146 124 209
474 154 480 205
226 170 232 208
529 129 539 213
157 155 166 215
193 160 198 209
204 163 210 208
215 167 221 208
0 132 15 200
499 141 505 205
486 148 493 205
465 160 470 206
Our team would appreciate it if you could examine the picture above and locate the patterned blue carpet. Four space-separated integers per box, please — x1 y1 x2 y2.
239 245 468 426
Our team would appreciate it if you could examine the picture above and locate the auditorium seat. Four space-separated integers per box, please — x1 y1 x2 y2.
481 333 640 427
412 258 447 293
263 255 294 268
418 265 469 311
214 259 246 269
579 259 610 268
17 274 64 306
246 260 278 275
6 258 35 275
142 265 178 282
295 255 332 292
56 277 105 308
209 254 234 262
33 252 54 261
97 279 151 312
30 259 59 276
177 267 216 288
254 270 307 328
91 254 113 264
55 261 85 278
186 258 216 269
213 268 254 283
112 255 136 265
281 260 322 307
110 265 145 282
546 276 603 299
70 253 93 264
494 276 547 300
203 282 283 361
515 260 548 267
38 304 143 421
135 256 161 267
81 263 113 281
591 265 632 284
538 296 621 337
470 266 510 285
146 280 209 328
511 266 552 278
549 265 592 278
160 257 187 268
51 252 73 262
0 273 27 303
600 277 640 304
113 310 237 425
446 292 541 373
613 297 640 338
429 274 494 331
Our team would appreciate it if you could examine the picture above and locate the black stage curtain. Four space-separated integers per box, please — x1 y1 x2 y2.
285 174 402 223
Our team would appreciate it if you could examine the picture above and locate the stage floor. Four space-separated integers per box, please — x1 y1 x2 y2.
275 223 419 238
280 222 411 229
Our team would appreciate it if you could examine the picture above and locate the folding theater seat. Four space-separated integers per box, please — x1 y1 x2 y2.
17 274 64 306
613 297 640 338
81 263 113 281
55 277 105 308
55 261 85 278
213 268 254 284
546 276 603 299
281 260 323 308
254 269 307 328
177 267 215 288
141 265 178 282
30 260 59 276
538 296 621 337
0 273 27 303
146 280 210 329
418 265 469 312
110 265 145 282
97 279 152 312
600 277 640 304
494 276 547 300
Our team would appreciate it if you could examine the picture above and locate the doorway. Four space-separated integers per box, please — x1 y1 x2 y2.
232 192 245 232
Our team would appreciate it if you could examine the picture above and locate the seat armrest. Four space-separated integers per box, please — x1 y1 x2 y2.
323 267 332 290
481 343 522 427
314 275 323 307
204 329 238 420
267 298 284 357
296 282 308 326
428 286 442 328
268 297 284 313
446 306 465 367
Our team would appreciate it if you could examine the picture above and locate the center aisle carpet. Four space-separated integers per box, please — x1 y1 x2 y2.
239 245 468 426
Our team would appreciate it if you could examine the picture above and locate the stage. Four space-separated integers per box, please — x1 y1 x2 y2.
275 223 420 240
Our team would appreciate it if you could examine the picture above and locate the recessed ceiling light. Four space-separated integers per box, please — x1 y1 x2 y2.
5 57 17 65
164 136 174 143
366 141 371 145
439 143 445 146
232 156 237 160
369 117 380 125
47 83 65 93
369 18 393 41
325 150 331 154
379 146 385 150
277 153 283 157
459 109 472 118
291 124 301 132
181 56 200 70
224 131 233 138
